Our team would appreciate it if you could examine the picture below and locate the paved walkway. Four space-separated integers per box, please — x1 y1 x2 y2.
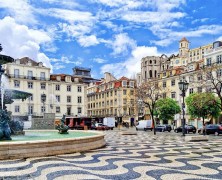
0 129 222 179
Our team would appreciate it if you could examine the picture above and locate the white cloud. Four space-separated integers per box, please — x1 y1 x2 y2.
0 16 52 70
100 46 160 78
152 25 222 46
217 36 222 41
41 0 80 8
78 35 100 47
42 8 95 24
93 58 107 63
121 11 185 24
109 33 136 55
0 0 36 24
92 0 145 8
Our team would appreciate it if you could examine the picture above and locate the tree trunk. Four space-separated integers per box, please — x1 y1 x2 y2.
151 114 156 135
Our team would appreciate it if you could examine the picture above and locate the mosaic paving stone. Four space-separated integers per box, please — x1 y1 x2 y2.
0 129 222 179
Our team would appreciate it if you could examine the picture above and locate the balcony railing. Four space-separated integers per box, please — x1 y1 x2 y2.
7 74 49 81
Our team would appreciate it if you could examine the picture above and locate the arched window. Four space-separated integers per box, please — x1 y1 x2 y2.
162 65 164 70
167 65 169 69
150 60 152 64
154 60 156 64
145 71 147 79
149 70 152 78
181 43 183 47
155 70 157 78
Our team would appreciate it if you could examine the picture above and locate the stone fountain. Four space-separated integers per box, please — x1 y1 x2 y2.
0 54 32 140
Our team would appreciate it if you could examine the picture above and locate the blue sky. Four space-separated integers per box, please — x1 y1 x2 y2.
0 0 222 79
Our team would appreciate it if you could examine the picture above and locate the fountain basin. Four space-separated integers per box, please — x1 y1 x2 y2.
0 130 106 160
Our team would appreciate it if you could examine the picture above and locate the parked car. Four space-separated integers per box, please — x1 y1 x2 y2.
163 124 172 132
91 123 109 130
96 124 109 130
201 124 222 136
174 125 196 134
155 125 172 132
155 125 166 132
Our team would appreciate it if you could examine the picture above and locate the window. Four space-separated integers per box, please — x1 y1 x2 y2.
78 107 82 114
129 81 134 87
149 70 152 78
56 95 60 102
122 81 127 87
28 70 33 79
106 92 109 97
14 80 20 87
28 105 33 115
162 93 166 99
123 90 127 95
171 92 176 99
41 83 46 89
67 85 71 92
77 86 81 92
28 82 33 89
197 87 202 93
197 75 202 81
56 107 60 113
217 69 222 77
67 96 71 103
40 72 45 80
28 94 33 101
78 96 82 103
163 81 166 88
171 80 175 86
41 106 46 113
206 72 212 80
189 88 194 94
189 76 194 82
216 55 222 64
15 105 20 113
206 58 211 66
55 84 60 91
14 69 19 78
115 90 117 95
130 90 134 95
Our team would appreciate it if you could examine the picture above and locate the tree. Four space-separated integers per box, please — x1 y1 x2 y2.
193 64 222 112
136 80 166 135
155 98 181 123
185 93 220 126
0 43 2 52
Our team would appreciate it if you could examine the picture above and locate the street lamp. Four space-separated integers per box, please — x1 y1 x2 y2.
178 78 189 136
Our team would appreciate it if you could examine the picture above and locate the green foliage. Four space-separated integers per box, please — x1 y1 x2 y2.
0 43 2 52
155 98 181 121
185 93 220 119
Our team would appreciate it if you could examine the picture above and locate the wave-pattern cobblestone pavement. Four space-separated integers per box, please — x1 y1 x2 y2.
0 129 222 180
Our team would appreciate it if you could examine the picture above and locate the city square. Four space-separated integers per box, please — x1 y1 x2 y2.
0 129 222 180
0 0 222 180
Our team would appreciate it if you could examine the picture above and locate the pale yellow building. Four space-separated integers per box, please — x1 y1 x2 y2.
87 72 137 123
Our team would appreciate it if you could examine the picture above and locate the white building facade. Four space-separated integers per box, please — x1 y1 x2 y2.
4 57 87 119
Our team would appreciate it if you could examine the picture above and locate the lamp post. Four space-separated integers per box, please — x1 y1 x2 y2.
41 93 46 114
178 78 189 136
